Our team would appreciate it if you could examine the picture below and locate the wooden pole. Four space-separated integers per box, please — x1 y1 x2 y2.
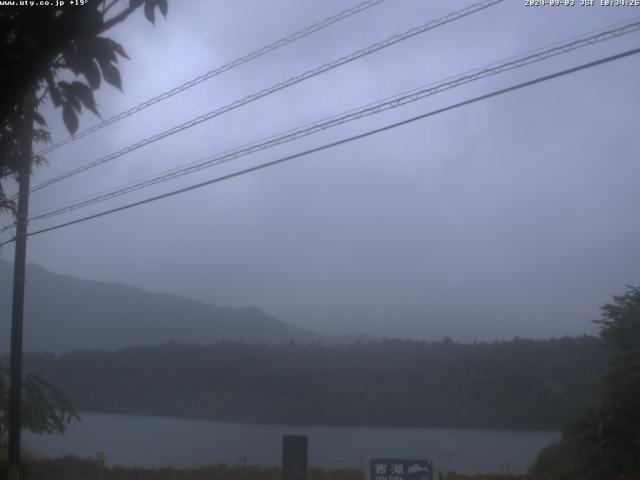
7 100 33 480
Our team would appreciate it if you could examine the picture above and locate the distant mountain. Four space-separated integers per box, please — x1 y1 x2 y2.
0 261 324 352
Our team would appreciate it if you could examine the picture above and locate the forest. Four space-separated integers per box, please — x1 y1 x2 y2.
12 335 604 430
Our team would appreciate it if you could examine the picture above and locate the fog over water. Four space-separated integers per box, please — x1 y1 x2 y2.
1 0 639 342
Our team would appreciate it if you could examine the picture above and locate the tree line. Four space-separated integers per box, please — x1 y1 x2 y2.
9 335 604 430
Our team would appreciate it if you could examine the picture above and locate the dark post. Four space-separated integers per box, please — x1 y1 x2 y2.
282 435 307 480
7 106 33 480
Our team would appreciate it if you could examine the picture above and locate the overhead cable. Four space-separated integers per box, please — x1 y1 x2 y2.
36 0 390 155
1 46 637 246
15 19 640 227
26 0 505 195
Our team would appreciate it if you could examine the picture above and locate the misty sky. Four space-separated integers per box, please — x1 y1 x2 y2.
1 0 639 341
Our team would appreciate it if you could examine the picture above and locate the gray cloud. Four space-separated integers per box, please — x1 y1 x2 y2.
2 0 639 342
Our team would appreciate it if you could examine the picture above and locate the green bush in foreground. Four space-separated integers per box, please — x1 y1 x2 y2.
7 456 364 480
530 286 640 480
6 456 640 480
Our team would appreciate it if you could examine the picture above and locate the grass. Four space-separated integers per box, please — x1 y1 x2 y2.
2 456 365 480
4 455 640 480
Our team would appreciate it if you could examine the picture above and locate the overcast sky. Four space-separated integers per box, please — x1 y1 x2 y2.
2 0 639 341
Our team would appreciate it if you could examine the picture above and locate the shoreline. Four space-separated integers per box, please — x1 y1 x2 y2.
70 410 564 434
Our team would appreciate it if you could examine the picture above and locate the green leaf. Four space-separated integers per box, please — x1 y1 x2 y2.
58 81 82 112
107 38 129 60
70 81 99 116
82 59 101 89
156 0 168 18
70 40 106 87
102 63 122 91
33 111 47 126
62 103 79 135
46 74 62 107
81 4 105 33
92 37 118 65
144 0 156 25
61 47 82 76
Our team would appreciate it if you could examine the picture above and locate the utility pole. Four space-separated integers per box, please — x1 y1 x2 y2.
7 100 33 480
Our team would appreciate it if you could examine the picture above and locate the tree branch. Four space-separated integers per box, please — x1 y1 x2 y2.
103 0 121 15
100 3 139 33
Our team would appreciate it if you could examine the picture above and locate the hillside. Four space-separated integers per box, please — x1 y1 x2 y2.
0 261 322 352
19 337 605 430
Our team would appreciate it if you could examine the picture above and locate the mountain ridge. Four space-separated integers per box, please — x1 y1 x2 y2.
0 260 326 352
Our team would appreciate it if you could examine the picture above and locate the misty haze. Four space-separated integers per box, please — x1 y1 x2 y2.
0 0 638 479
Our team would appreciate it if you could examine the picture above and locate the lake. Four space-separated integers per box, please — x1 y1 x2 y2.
24 412 559 474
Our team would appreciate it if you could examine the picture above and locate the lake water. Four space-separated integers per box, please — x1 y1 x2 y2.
24 412 559 474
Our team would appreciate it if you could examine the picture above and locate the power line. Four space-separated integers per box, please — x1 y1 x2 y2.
13 19 640 228
35 0 389 156
26 0 505 196
2 46 637 247
4 17 638 233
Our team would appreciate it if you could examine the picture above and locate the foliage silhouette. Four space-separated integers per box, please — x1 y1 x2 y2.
531 286 640 479
0 366 78 443
0 0 168 210
17 336 604 430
